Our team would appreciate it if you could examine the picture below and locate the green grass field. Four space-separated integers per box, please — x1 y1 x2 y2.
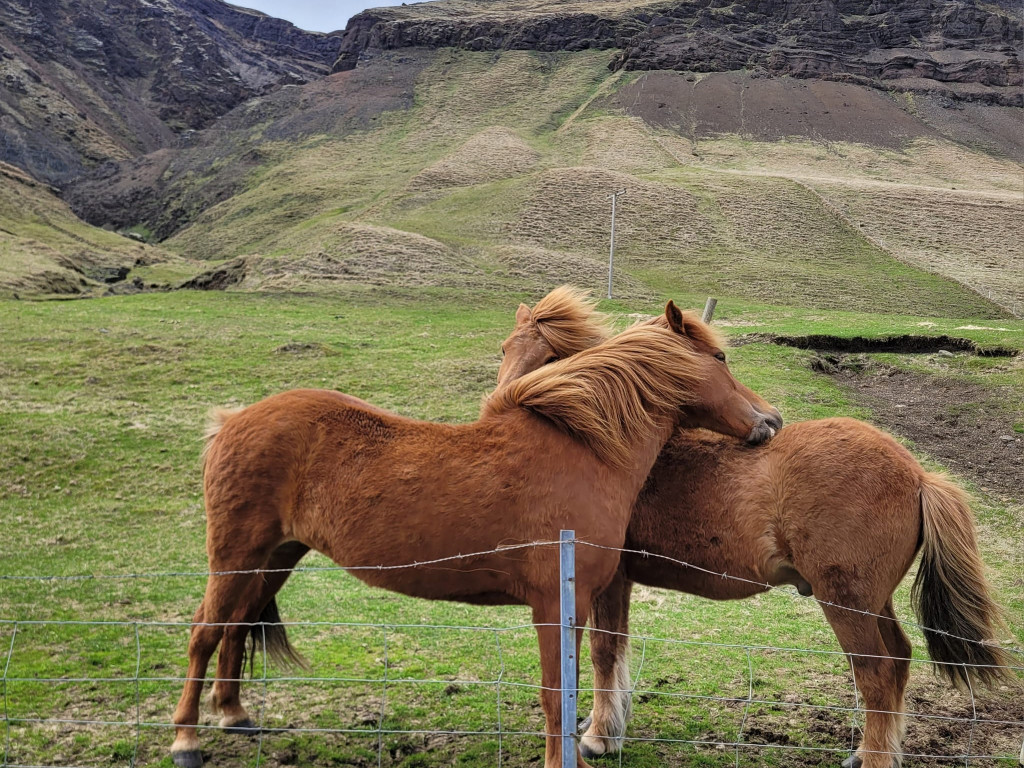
2 288 1022 767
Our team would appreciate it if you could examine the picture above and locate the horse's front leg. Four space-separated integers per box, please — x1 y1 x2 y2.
580 572 633 758
533 601 593 768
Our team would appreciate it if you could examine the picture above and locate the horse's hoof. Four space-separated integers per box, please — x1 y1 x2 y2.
579 740 603 760
223 717 260 736
171 750 203 768
577 715 592 734
841 755 863 768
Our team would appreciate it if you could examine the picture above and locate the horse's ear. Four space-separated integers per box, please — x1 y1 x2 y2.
515 303 532 325
665 300 685 334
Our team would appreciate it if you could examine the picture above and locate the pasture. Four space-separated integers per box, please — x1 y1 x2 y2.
1 288 1022 767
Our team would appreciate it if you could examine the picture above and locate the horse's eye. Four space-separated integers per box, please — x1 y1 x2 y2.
544 355 558 365
501 348 506 358
714 351 726 362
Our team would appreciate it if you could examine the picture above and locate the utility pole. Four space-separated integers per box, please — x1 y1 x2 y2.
607 189 626 299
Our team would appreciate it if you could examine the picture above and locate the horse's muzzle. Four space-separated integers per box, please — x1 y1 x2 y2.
746 407 783 445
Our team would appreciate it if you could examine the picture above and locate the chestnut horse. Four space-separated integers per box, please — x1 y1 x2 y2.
497 287 1013 768
170 302 782 768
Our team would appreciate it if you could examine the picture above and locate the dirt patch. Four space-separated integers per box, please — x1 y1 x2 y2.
733 677 1023 766
742 333 1019 357
617 72 933 148
826 360 1024 501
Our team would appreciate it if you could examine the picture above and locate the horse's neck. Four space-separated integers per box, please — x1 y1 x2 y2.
623 414 679 486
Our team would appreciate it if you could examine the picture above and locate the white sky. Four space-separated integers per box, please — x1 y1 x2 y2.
233 0 430 33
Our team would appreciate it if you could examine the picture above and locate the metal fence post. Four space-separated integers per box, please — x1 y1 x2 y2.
559 530 577 768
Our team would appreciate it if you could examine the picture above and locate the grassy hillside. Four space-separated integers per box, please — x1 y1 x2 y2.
152 51 1020 319
0 163 186 297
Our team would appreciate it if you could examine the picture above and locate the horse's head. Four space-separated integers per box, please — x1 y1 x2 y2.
496 291 781 446
497 287 614 387
657 301 782 446
497 303 559 385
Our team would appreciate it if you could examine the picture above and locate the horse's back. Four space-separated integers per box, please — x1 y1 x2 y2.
202 390 405 544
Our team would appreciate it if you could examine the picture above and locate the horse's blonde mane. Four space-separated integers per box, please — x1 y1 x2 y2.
531 287 726 359
483 323 703 469
530 286 614 358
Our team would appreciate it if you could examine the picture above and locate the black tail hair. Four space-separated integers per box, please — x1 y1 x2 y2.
242 597 308 676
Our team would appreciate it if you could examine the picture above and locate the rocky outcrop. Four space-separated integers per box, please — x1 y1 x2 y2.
333 9 646 71
611 0 1022 105
0 0 343 185
335 0 1021 105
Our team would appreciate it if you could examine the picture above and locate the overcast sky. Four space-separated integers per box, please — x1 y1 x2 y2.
234 0 429 33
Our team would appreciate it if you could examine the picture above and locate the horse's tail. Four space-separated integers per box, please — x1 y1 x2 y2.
202 407 243 472
911 472 1013 688
242 597 309 675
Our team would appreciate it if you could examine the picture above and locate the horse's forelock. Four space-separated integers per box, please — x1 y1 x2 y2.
682 311 728 350
530 286 613 359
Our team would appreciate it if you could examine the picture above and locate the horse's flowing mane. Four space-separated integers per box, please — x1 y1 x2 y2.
531 286 727 358
483 323 703 469
531 286 614 358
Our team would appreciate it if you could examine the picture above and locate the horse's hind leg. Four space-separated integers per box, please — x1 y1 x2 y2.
171 569 262 768
209 542 310 734
822 605 904 768
876 600 910 754
580 574 633 759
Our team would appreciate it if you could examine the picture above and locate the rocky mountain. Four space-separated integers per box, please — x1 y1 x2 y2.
0 0 342 184
2 0 1021 315
2 0 1019 190
336 0 1022 105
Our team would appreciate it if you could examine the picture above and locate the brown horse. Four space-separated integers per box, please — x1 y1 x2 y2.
169 302 782 768
497 287 1014 768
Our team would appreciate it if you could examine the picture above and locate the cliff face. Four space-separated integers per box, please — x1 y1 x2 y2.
335 0 1022 105
610 0 1022 105
0 0 342 184
333 9 644 71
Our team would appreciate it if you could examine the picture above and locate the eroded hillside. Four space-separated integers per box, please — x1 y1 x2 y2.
55 47 1021 317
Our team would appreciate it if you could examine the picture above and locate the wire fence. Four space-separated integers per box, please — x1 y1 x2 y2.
2 538 1023 768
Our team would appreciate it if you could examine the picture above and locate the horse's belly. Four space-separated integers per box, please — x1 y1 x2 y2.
349 566 524 606
624 553 769 600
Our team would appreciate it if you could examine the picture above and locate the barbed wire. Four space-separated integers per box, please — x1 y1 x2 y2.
0 539 564 582
575 541 1024 660
3 538 1021 660
2 539 1023 767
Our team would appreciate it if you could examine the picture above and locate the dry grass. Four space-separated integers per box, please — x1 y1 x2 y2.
236 223 482 290
514 166 713 254
814 183 1024 313
578 115 678 174
490 243 652 298
407 127 541 191
666 135 1023 195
